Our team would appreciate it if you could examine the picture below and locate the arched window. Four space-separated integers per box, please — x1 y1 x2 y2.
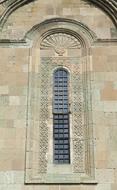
53 69 70 164
26 24 95 183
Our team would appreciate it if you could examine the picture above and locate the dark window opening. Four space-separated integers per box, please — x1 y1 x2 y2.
53 69 70 164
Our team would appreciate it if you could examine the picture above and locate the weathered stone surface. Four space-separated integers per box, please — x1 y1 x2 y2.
0 0 116 189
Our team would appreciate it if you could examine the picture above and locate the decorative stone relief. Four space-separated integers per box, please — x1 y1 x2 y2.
34 56 85 176
26 30 95 183
71 65 85 173
37 63 50 174
40 33 81 56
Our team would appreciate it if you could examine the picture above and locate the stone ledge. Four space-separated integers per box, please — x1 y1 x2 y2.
25 173 97 184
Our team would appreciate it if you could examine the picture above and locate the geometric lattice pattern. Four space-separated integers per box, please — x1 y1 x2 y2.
26 31 95 183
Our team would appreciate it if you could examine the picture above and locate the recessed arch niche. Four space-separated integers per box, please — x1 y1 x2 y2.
25 18 96 184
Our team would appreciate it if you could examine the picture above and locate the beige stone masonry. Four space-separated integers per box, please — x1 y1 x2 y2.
0 0 116 189
101 82 117 101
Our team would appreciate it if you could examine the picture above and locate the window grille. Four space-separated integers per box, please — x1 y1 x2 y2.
53 69 70 164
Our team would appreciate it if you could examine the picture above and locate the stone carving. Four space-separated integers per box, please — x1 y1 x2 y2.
0 0 116 31
26 30 95 183
71 66 85 172
40 33 81 56
38 63 50 174
40 57 85 173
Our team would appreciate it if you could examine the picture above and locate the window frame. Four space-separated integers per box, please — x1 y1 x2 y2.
53 68 70 164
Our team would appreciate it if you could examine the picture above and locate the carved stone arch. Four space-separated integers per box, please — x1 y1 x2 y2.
88 0 117 27
25 18 96 184
25 18 97 46
0 0 116 28
0 0 7 3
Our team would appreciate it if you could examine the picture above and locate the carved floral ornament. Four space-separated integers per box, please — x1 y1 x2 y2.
40 33 81 56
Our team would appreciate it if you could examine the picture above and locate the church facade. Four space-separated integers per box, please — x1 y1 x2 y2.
0 0 117 189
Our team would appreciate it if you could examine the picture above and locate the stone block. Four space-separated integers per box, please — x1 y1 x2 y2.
111 184 117 190
96 169 114 183
60 185 81 190
9 96 20 106
101 82 117 101
0 86 9 95
0 184 22 190
96 184 111 190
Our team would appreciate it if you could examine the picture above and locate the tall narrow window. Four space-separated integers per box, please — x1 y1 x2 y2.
53 69 70 164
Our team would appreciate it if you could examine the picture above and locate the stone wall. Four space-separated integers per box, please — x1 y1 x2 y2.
0 0 116 40
0 0 117 189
